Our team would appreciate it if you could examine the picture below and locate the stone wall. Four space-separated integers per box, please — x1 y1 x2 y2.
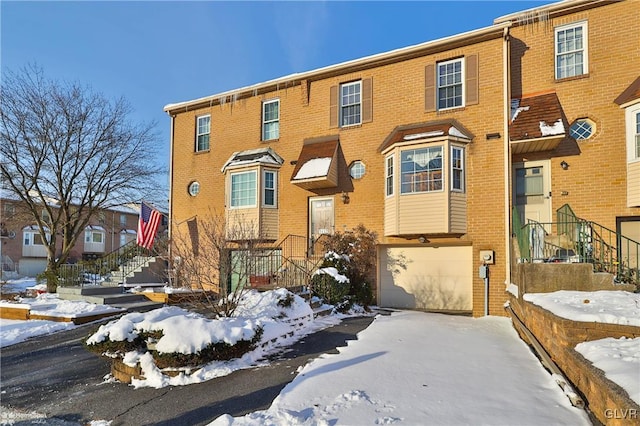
508 293 640 426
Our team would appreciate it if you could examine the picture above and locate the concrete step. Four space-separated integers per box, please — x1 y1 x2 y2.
112 300 164 312
57 286 122 296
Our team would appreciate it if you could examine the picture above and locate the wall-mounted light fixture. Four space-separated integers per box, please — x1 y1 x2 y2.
560 160 569 170
418 236 427 243
341 191 350 204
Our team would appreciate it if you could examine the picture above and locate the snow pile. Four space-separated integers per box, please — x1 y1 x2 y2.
86 288 334 389
576 337 640 405
539 119 565 136
523 290 640 326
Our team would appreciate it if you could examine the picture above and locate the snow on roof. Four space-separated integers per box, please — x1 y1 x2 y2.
539 119 565 136
221 147 284 172
293 157 332 180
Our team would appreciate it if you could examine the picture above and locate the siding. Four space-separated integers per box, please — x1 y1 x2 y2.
397 192 448 234
450 191 467 234
628 161 640 208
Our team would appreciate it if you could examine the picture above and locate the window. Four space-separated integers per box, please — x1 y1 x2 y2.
569 118 594 140
437 58 464 110
119 214 127 227
24 230 47 246
4 203 15 216
451 146 465 191
231 171 257 208
196 115 211 152
555 22 588 79
263 170 277 207
85 230 104 244
385 155 394 197
515 167 544 205
340 81 361 126
188 181 200 197
41 209 50 224
401 147 443 194
262 100 280 141
349 161 366 179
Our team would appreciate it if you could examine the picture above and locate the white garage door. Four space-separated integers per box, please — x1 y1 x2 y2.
378 246 472 312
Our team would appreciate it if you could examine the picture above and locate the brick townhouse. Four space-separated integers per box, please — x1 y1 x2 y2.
0 198 142 277
165 0 639 317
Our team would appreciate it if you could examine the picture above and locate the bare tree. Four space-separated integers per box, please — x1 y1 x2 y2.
0 65 163 291
170 210 263 318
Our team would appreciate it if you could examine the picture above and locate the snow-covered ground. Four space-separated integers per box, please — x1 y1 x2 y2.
1 278 638 425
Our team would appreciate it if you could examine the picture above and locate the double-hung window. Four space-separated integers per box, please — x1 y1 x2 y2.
400 146 443 194
340 81 361 126
262 100 280 141
555 22 588 79
263 170 277 207
385 155 394 197
451 146 465 191
231 171 257 208
437 58 464 110
196 115 211 152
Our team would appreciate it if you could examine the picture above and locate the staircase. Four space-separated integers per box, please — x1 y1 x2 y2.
513 204 640 289
57 240 167 312
57 285 164 312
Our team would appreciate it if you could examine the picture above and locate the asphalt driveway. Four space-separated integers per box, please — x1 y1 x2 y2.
0 316 375 425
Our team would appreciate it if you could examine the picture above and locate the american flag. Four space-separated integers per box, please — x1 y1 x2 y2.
137 202 161 249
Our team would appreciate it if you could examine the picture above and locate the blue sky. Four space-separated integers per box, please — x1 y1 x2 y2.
1 0 549 192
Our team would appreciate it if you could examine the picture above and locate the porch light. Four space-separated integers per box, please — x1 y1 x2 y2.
341 192 350 204
560 160 569 170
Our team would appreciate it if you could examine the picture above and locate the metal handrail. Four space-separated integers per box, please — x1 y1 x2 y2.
513 206 639 287
59 237 167 287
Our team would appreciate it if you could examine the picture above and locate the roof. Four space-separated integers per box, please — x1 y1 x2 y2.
614 76 640 107
290 136 340 189
509 91 566 141
164 22 509 114
378 120 473 153
221 147 284 173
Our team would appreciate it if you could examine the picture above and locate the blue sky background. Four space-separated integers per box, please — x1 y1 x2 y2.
1 0 549 194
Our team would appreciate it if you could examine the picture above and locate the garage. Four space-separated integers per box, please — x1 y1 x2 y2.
378 245 472 312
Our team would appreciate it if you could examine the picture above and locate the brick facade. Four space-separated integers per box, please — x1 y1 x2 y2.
167 0 639 317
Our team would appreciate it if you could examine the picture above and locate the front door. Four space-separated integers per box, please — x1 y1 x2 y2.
513 160 552 225
309 197 334 242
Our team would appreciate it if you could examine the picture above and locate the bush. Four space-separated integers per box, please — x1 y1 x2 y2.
319 224 377 306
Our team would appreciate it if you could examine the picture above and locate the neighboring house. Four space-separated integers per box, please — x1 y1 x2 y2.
0 198 164 277
165 0 639 317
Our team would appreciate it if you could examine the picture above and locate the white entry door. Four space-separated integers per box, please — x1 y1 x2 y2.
513 160 552 225
309 197 334 241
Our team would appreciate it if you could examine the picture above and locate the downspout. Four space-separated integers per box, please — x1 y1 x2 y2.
168 114 175 273
503 26 512 294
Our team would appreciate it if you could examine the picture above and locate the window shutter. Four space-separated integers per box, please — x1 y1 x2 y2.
362 78 373 123
465 54 479 106
424 64 436 112
329 85 338 128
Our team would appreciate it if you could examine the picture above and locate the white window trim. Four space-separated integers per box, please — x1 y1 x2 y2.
340 80 362 127
262 99 280 141
437 57 465 111
230 170 258 209
196 114 211 152
626 103 640 163
554 21 588 80
85 229 105 244
262 169 278 208
450 146 465 192
23 229 50 246
385 155 394 197
400 146 444 195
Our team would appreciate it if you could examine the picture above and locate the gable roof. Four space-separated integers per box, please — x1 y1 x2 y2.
378 119 473 153
221 147 284 173
614 76 640 107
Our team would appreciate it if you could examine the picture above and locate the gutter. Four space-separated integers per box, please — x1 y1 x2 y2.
503 26 512 299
